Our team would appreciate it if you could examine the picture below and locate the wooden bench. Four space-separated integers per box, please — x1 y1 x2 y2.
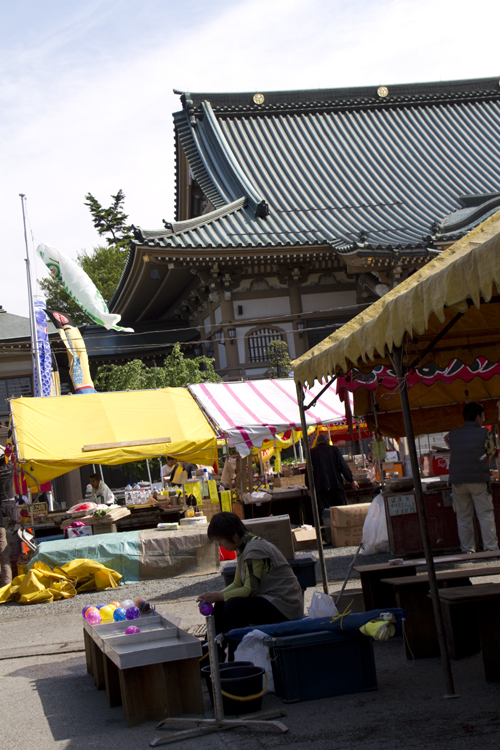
438 584 500 682
381 565 500 659
83 627 203 727
353 550 500 611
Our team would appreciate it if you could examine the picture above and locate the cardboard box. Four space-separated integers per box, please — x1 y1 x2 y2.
292 527 318 551
243 515 295 560
331 525 364 548
93 522 118 535
331 503 371 528
66 525 93 538
273 474 306 488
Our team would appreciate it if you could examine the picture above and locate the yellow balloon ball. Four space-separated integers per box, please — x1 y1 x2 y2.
100 605 115 623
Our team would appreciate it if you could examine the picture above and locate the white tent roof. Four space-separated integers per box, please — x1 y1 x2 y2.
188 379 347 457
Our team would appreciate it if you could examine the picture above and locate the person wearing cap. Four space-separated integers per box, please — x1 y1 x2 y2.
446 402 499 553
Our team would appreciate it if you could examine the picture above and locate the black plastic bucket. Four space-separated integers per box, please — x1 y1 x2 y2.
201 661 254 691
204 665 266 715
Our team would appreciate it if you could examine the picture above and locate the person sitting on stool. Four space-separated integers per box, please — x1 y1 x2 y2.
197 512 303 659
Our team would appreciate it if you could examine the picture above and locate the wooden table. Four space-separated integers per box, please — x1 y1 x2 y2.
438 583 500 681
381 565 500 659
83 623 203 727
354 550 500 611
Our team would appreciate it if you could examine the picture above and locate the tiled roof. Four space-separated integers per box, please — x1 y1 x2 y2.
135 77 500 255
0 309 56 342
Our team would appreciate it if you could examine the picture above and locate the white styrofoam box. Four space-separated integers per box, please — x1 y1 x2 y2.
67 526 92 537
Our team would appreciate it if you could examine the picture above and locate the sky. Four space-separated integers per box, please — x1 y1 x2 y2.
1 0 499 318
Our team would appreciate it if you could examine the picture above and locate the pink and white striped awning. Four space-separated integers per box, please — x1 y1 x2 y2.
188 379 347 457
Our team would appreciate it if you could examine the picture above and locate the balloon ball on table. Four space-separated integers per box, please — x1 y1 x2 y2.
125 626 141 634
199 601 214 616
82 605 92 618
86 609 102 626
85 606 99 621
121 599 134 609
137 599 154 614
100 605 115 623
125 606 141 620
113 607 127 622
110 601 121 609
95 603 106 610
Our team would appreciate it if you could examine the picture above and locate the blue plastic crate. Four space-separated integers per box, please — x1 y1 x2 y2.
264 629 377 703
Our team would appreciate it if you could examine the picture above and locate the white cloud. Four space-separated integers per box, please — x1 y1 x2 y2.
1 0 499 317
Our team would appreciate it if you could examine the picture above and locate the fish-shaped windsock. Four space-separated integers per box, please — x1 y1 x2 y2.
38 243 134 332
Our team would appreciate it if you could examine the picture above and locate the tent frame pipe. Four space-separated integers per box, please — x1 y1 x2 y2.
295 379 329 594
303 374 338 412
391 346 457 698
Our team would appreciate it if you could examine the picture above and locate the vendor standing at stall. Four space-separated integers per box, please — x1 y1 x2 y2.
197 512 303 658
446 402 499 553
306 433 358 510
88 473 115 506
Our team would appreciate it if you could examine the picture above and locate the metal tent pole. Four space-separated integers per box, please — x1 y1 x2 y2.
20 194 43 397
392 346 458 698
295 379 329 594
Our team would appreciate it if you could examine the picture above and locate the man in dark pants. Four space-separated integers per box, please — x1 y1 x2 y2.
0 460 14 587
306 433 358 511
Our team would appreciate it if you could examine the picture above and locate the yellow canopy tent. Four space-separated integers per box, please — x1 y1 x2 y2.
293 210 500 386
10 387 217 489
292 210 500 698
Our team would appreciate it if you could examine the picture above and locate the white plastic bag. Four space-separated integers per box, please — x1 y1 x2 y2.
233 629 275 692
360 493 389 555
307 590 338 619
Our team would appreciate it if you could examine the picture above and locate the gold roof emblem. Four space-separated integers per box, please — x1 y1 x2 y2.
253 93 265 105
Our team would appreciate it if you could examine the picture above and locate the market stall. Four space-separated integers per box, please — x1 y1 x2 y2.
292 209 500 696
5 387 219 580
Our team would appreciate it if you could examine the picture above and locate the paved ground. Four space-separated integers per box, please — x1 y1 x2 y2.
2 545 500 749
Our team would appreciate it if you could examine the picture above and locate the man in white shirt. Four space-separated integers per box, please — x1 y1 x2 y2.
89 473 115 506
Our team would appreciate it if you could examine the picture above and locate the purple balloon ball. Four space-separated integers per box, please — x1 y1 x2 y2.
125 626 141 634
82 605 91 618
113 607 127 622
125 606 141 620
199 600 213 616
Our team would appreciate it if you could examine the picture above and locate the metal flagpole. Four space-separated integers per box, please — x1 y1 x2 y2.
391 346 458 698
20 194 43 397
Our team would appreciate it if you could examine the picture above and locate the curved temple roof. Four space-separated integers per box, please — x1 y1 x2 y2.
111 77 500 314
151 77 500 252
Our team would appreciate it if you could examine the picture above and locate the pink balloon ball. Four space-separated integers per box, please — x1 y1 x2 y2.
87 609 102 626
125 626 141 634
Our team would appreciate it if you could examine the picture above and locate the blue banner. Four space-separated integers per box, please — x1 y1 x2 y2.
34 299 56 397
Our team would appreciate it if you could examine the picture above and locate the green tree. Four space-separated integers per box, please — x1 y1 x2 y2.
84 189 134 250
38 190 133 323
265 339 292 378
94 344 221 392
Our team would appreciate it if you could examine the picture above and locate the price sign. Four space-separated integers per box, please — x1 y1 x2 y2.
189 482 202 506
387 493 417 516
208 480 219 503
220 490 232 513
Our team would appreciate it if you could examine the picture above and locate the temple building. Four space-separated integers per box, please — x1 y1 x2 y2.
109 77 500 379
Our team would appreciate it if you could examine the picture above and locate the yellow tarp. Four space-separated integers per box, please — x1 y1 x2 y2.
11 387 217 488
293 211 500 386
0 558 122 604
